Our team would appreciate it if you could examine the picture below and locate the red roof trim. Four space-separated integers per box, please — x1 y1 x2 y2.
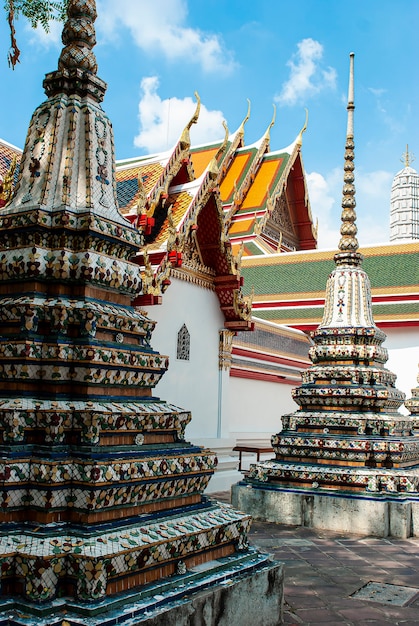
232 346 310 369
230 368 297 384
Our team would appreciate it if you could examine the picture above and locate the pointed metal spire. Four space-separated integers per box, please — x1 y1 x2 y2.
337 52 359 256
401 144 415 168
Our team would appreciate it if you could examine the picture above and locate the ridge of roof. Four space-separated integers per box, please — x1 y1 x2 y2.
241 239 419 266
0 138 23 153
116 149 173 170
251 315 308 336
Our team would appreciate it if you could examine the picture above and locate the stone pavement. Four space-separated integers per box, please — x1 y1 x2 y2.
212 492 419 625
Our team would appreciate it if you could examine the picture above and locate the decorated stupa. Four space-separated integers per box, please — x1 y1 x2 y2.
0 1 281 624
232 53 419 538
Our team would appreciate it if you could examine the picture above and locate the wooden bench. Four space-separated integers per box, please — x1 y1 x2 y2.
233 443 273 472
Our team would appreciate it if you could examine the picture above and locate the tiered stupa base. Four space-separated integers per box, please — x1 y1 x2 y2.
232 409 419 539
0 498 283 625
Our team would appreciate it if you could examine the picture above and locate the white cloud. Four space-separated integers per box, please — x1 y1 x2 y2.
368 87 386 98
367 87 404 135
307 167 393 250
276 38 336 106
25 20 62 48
134 76 225 152
97 0 235 74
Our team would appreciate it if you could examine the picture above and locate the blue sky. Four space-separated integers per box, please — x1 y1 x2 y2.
0 0 418 248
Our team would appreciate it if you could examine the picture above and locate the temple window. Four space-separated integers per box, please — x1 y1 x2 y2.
177 324 190 360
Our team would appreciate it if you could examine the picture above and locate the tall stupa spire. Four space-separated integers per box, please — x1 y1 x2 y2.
58 0 98 74
6 0 124 223
338 52 359 256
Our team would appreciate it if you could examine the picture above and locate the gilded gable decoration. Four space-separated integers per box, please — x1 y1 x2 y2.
219 329 235 370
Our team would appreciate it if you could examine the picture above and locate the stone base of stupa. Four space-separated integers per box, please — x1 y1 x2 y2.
0 548 283 626
232 481 419 539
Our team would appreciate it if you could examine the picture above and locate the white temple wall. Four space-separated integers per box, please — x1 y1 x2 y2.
384 327 419 413
228 376 298 440
144 278 224 439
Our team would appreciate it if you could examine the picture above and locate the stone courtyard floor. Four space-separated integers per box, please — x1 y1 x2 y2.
212 491 419 625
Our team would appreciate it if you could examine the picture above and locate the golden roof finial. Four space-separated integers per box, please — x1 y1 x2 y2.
401 144 415 168
136 175 148 216
296 108 309 147
180 92 201 145
0 155 17 206
262 104 276 147
207 155 220 179
237 99 251 138
337 52 359 256
215 120 229 162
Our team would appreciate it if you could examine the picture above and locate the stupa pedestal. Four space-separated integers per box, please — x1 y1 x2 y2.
233 54 419 539
0 1 283 624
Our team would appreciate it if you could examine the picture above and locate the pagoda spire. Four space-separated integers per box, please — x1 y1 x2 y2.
58 0 98 74
401 144 415 168
337 52 360 260
6 0 127 225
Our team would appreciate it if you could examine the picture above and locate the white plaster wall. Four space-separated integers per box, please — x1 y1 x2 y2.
144 278 224 439
384 327 419 413
229 376 298 439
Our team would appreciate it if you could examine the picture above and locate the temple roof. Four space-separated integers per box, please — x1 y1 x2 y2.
116 121 316 257
0 139 22 180
241 239 419 331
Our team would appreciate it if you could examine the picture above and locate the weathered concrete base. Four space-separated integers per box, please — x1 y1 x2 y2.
138 559 284 626
0 549 283 626
232 482 419 538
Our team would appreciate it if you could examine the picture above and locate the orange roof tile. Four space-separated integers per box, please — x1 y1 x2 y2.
190 147 218 178
229 217 255 235
219 153 252 202
151 190 193 249
241 159 282 209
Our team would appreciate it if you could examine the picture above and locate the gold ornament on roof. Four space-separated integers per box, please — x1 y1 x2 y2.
401 144 415 168
262 104 276 149
237 99 251 139
0 156 17 206
296 109 308 147
214 120 229 163
136 175 148 215
233 287 253 321
180 92 201 147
